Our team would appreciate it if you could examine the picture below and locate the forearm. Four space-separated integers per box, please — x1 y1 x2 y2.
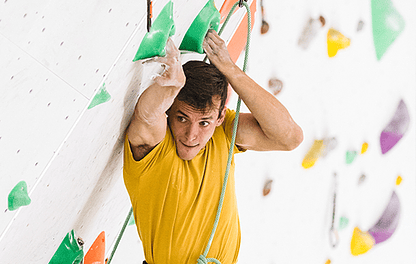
224 65 303 148
135 83 181 124
203 30 302 150
133 37 185 125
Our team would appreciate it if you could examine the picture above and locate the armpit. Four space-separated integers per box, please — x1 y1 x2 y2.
130 142 157 161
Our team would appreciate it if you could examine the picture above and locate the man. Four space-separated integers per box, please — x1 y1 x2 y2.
123 30 303 264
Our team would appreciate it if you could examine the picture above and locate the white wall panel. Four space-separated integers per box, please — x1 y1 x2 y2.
0 0 214 262
0 0 146 99
0 35 88 237
0 30 144 263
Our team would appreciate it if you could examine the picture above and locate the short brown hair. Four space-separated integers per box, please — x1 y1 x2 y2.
177 61 228 118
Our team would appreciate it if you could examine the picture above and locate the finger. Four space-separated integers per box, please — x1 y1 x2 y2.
141 57 157 64
205 38 222 56
206 28 219 37
206 29 224 45
150 56 170 66
202 39 214 55
165 38 180 59
142 54 170 66
205 37 217 48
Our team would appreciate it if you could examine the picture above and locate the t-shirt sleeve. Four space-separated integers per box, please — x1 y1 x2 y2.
222 108 246 154
123 126 174 179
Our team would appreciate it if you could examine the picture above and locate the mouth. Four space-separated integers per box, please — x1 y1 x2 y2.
180 141 199 148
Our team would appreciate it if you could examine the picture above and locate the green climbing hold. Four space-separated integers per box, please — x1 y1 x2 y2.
346 150 357 164
128 212 135 226
8 181 31 211
179 0 220 54
372 0 405 60
49 230 84 264
88 83 111 109
133 1 176 61
339 216 349 230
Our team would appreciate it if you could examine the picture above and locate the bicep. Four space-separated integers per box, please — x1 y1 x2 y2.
127 112 167 161
235 113 288 151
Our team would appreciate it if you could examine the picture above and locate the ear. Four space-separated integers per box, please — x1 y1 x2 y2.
216 106 227 126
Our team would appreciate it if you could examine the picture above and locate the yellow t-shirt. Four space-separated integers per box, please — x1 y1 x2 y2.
123 109 245 264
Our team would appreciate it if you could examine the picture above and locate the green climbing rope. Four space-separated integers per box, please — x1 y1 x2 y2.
198 2 251 264
106 207 133 264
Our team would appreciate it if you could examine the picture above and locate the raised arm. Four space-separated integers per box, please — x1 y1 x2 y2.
203 30 303 151
127 38 186 161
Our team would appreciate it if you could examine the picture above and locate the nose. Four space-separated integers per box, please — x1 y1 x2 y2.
184 123 198 142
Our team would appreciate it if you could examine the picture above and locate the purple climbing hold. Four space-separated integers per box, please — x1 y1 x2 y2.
380 99 410 154
368 191 400 244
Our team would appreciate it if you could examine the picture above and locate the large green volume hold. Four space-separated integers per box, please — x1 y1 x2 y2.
179 0 220 54
49 230 84 264
133 1 176 61
372 0 405 60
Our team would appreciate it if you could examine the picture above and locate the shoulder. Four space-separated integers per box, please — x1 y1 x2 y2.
124 126 175 167
221 108 246 153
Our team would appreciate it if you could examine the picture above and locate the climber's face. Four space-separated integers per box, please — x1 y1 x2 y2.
167 97 226 160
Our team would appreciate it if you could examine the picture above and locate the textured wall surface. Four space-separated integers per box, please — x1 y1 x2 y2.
1 0 414 263
0 0 252 262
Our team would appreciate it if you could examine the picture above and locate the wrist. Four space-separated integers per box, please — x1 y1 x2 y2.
217 63 242 76
221 64 244 80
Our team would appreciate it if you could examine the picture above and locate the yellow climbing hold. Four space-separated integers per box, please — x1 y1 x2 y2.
327 28 350 57
351 227 375 256
302 140 325 169
396 175 402 185
361 142 369 154
325 260 331 264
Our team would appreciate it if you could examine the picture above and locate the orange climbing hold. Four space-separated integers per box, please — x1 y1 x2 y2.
351 227 375 256
327 28 350 57
84 231 105 264
325 260 331 264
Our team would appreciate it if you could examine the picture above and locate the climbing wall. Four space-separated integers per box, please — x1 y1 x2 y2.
110 0 416 263
1 0 414 263
0 0 235 262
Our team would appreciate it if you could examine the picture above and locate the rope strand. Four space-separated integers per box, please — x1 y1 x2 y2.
199 2 251 263
107 207 133 264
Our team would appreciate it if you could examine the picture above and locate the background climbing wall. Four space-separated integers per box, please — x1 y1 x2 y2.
0 0 414 263
111 0 416 263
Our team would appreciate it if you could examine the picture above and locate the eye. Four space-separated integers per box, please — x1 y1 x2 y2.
177 116 186 123
200 121 210 127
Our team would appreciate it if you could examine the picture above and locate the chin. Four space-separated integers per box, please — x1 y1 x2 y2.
177 149 198 161
179 153 196 161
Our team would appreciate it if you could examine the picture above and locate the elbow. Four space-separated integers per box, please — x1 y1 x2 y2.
291 126 304 150
283 126 304 151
